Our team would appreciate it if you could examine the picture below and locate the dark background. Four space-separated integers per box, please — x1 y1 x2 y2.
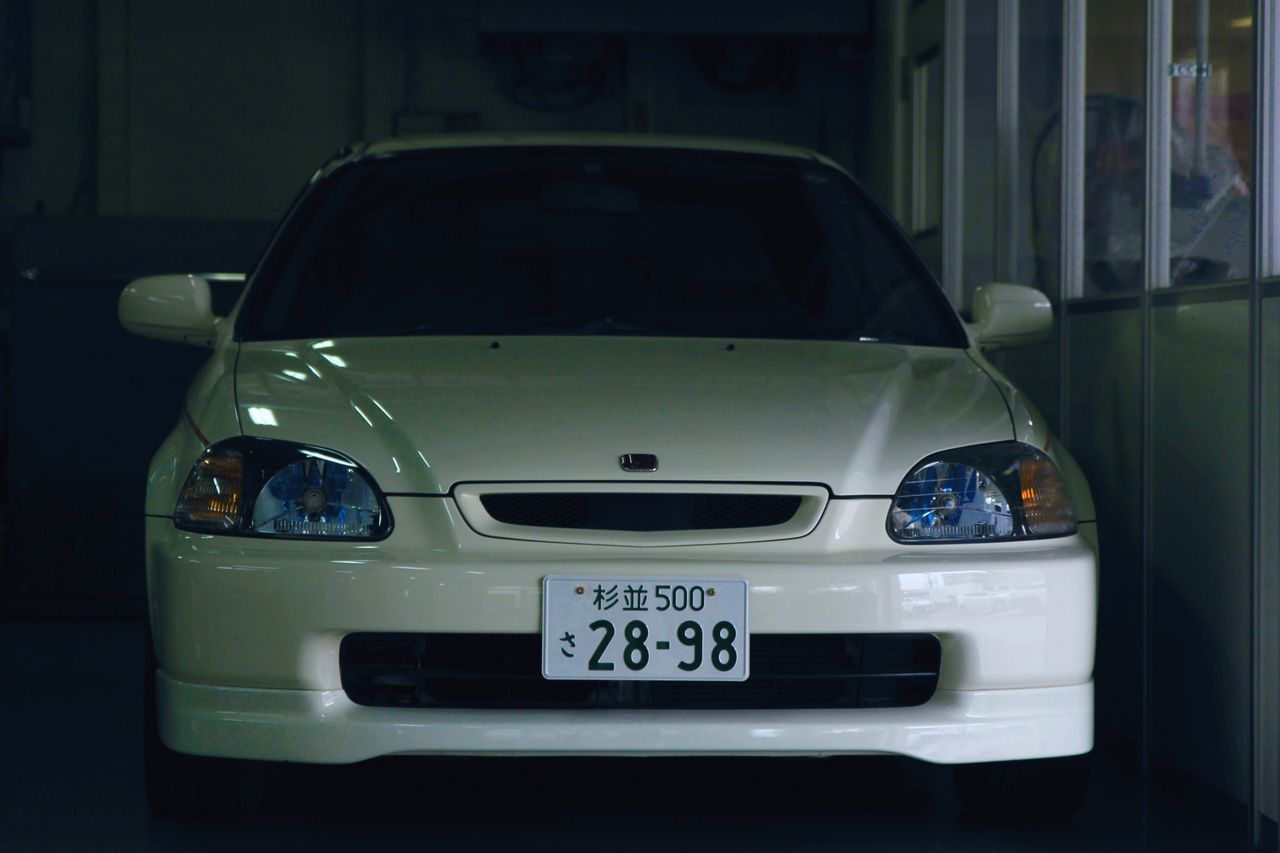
0 1 1274 847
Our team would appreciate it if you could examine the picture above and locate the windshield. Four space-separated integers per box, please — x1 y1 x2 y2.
239 148 967 347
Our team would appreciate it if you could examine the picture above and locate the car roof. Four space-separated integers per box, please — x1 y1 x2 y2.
353 133 824 164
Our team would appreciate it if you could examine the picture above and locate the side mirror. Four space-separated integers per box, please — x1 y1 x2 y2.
118 275 218 347
970 283 1052 350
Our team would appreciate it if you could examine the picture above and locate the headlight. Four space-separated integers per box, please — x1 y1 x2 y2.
887 441 1075 543
175 437 391 539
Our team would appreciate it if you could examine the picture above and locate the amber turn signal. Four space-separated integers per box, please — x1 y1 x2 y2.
175 452 245 529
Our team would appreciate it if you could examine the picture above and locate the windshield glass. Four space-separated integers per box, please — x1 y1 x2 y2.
239 148 966 347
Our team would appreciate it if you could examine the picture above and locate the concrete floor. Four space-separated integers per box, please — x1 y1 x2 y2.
0 621 1257 852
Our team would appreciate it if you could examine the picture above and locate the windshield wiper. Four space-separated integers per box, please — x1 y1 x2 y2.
411 315 673 336
772 327 940 345
478 315 672 336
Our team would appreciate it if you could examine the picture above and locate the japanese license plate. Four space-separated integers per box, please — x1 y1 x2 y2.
541 576 749 681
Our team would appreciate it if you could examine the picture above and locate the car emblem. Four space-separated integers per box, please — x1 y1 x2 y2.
619 453 658 473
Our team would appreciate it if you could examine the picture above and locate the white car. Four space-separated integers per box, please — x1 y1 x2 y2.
958 585 1014 617
122 135 1097 821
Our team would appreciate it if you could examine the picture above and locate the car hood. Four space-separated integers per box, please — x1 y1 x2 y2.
234 336 1013 496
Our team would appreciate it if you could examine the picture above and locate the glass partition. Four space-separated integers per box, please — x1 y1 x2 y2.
992 0 1064 433
1168 0 1253 286
1081 0 1147 296
1263 294 1280 824
1020 0 1064 291
962 1 996 302
1034 0 1147 299
1149 298 1252 798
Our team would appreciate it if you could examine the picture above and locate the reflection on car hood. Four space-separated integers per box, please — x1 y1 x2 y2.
234 336 1012 496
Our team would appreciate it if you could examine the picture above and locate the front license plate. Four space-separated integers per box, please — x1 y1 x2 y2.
541 576 749 681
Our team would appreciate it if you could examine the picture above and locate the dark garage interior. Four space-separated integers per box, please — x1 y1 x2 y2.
0 1 1277 849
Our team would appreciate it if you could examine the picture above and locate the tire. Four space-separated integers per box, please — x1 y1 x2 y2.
953 753 1090 824
143 626 263 819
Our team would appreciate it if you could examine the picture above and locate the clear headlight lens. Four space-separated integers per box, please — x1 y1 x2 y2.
175 438 390 539
887 441 1075 543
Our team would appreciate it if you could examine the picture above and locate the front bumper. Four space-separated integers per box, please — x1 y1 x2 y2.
158 673 1092 764
146 498 1096 764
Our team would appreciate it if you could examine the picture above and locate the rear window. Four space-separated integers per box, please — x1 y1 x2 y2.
239 148 966 348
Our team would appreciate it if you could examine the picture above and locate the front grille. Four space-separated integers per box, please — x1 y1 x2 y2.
478 492 803 532
340 633 941 710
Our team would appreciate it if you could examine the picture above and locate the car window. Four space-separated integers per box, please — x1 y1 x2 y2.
240 149 966 347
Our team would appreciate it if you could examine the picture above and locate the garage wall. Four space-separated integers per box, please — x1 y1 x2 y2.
1149 295 1253 805
962 1 997 304
920 0 1279 834
1263 291 1279 823
0 0 96 219
99 0 365 221
1064 304 1144 749
861 1 900 215
3 218 273 609
1043 179 1277 835
2 0 873 223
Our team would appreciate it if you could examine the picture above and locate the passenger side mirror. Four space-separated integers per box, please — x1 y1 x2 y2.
118 275 218 348
970 283 1053 350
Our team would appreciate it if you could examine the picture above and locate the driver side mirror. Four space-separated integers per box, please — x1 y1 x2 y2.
118 275 218 348
970 283 1053 350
